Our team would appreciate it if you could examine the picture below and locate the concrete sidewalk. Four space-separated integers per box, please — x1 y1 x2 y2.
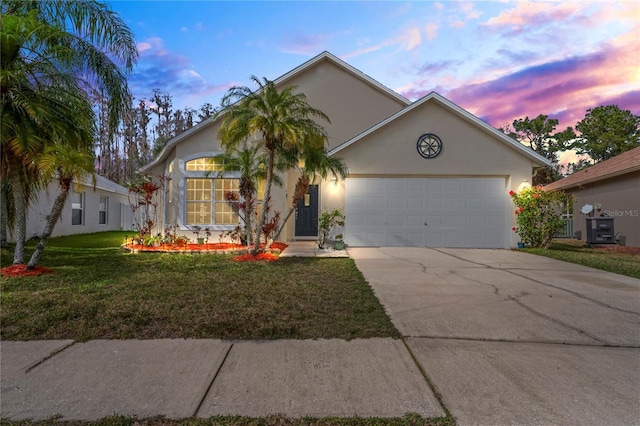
0 338 444 421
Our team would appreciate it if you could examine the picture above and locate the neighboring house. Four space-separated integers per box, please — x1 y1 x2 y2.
7 174 133 242
140 51 549 248
544 146 640 247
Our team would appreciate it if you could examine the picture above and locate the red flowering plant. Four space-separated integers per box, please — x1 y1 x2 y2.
127 175 168 243
510 185 574 249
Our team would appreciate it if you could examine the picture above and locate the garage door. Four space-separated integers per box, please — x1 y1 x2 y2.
345 178 506 248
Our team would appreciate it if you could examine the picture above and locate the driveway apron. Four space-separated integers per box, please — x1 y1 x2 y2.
350 247 640 425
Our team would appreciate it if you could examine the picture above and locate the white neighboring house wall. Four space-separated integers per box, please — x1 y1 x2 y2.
7 174 132 242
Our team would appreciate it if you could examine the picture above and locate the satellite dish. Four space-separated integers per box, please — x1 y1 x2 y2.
581 204 594 215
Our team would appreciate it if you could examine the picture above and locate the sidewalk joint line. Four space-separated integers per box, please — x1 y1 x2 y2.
192 342 234 417
401 338 455 422
25 341 76 373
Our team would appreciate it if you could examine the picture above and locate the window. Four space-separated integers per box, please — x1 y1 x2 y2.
186 178 239 225
185 157 225 171
214 179 239 225
187 179 212 225
71 192 84 225
167 179 173 224
99 196 108 225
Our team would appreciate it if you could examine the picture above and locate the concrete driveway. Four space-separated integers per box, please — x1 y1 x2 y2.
350 247 640 425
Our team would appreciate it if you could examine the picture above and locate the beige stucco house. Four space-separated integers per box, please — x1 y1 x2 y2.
544 146 640 247
5 174 132 243
140 51 549 248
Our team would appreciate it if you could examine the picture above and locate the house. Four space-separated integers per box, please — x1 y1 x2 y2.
7 174 133 242
140 51 549 248
544 146 640 247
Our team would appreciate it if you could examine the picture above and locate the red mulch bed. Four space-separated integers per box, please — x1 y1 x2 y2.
232 252 280 262
121 241 289 262
123 242 246 252
1 264 53 277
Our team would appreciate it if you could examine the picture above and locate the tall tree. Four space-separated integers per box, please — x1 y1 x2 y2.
1 0 137 263
571 105 640 162
509 114 573 185
217 76 330 255
26 140 96 270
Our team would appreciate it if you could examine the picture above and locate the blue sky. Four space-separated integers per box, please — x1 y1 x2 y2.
107 0 639 133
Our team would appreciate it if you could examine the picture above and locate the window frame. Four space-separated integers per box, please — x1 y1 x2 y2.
71 191 84 226
98 195 108 225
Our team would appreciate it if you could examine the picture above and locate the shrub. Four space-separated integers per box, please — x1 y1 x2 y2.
510 186 573 249
318 208 345 249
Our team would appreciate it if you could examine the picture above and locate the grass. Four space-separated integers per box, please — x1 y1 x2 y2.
0 414 456 426
0 231 400 341
521 239 640 279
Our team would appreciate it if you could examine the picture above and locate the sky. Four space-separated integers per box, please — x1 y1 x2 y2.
106 0 639 140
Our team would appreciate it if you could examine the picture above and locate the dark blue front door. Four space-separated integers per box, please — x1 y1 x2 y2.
295 185 318 237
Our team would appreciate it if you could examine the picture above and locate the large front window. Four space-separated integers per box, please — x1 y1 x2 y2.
186 178 239 225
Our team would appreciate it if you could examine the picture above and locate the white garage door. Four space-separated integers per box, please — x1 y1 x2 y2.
345 178 506 248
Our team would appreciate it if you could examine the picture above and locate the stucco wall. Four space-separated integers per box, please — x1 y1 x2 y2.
280 59 406 150
567 171 640 247
10 182 130 242
332 101 536 247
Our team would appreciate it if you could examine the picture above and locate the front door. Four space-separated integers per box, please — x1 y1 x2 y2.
295 185 318 237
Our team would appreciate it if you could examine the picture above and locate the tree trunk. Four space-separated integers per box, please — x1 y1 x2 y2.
271 176 310 243
8 165 26 264
252 148 275 255
0 186 9 248
272 205 295 244
26 180 70 270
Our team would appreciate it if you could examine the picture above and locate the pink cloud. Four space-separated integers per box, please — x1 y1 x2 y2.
403 27 422 50
400 29 639 131
483 2 589 32
448 2 481 28
424 23 439 41
342 26 422 59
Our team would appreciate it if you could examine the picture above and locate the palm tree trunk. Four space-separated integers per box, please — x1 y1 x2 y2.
0 186 9 248
26 180 70 270
8 166 26 264
272 206 296 243
272 176 310 243
252 149 275 255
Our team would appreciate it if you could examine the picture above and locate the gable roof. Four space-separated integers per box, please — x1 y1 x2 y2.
544 146 640 191
140 51 410 173
328 91 551 166
276 51 410 106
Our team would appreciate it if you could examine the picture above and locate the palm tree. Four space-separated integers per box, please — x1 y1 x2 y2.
217 76 330 254
1 1 137 263
26 143 96 270
272 140 348 243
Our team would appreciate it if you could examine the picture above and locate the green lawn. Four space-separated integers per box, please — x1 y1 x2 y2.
1 231 400 341
521 240 640 279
